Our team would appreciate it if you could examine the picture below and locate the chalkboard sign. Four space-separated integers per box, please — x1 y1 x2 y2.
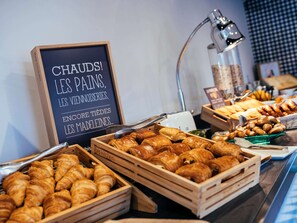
31 42 125 147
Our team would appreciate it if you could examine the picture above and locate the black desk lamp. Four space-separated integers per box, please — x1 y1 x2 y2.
176 9 245 111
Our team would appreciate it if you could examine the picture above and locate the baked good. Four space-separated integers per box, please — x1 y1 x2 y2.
7 206 43 223
24 177 55 207
94 164 116 196
28 160 54 180
43 190 71 217
2 172 30 207
128 145 157 160
156 143 191 155
0 194 16 222
159 127 187 142
141 135 172 150
71 179 97 206
54 154 80 182
182 137 212 150
175 162 212 183
132 129 156 143
208 141 244 162
148 151 182 172
179 148 214 165
108 135 139 152
208 156 240 175
55 164 94 191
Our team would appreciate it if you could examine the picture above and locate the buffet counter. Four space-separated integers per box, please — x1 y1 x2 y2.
116 129 297 223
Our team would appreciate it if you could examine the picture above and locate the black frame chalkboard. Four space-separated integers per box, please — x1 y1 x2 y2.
31 42 125 147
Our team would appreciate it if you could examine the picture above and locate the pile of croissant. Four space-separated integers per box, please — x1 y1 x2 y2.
257 99 297 117
0 153 117 222
108 127 244 184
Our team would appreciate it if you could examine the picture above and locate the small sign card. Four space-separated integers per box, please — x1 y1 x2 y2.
204 87 226 109
31 42 124 147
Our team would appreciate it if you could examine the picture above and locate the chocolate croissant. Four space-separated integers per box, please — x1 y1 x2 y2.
28 160 54 180
208 141 244 162
156 143 191 155
108 135 139 152
148 151 182 172
71 179 97 206
132 129 156 143
7 206 43 223
0 194 16 223
182 137 212 150
94 164 116 196
56 164 94 191
208 156 240 175
24 177 55 207
141 135 172 150
43 190 71 217
128 144 157 160
54 154 80 182
179 148 214 165
159 127 187 142
175 162 212 183
2 172 30 207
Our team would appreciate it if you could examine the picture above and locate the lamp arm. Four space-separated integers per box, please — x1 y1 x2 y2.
176 17 210 112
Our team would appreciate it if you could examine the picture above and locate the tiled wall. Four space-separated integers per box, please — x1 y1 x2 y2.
244 0 297 76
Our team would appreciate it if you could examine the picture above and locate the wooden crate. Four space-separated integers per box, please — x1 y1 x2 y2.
201 103 235 131
91 125 261 218
1 144 132 223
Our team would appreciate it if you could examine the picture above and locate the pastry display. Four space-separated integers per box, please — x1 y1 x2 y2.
108 126 246 184
257 99 297 117
108 135 138 152
0 153 118 221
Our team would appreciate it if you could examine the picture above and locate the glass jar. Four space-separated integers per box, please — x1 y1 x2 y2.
226 46 245 95
207 43 234 99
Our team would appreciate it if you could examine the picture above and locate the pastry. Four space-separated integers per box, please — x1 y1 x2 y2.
182 137 212 150
0 194 16 223
179 148 214 165
71 179 97 206
7 206 43 223
128 144 157 160
175 162 212 183
149 151 182 172
94 164 116 196
2 172 30 207
159 127 187 142
108 135 139 152
156 143 191 155
54 154 80 182
28 160 54 180
43 190 71 217
208 156 240 175
141 135 172 150
24 177 55 207
208 141 244 162
132 129 156 143
56 164 94 191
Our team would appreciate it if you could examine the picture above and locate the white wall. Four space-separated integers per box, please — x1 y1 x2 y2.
0 0 254 162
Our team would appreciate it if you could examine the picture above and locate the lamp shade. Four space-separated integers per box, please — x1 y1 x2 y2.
208 9 245 53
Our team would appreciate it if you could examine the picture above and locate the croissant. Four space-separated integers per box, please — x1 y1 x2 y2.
175 162 212 183
54 154 80 182
156 143 191 155
208 141 244 162
141 135 172 150
108 135 139 152
179 148 214 165
28 160 54 180
43 190 71 217
182 137 212 150
7 206 43 223
71 179 97 206
0 194 16 223
208 156 240 175
148 151 182 172
128 144 157 160
159 127 187 142
56 164 94 191
24 177 55 207
94 164 116 196
2 172 30 207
